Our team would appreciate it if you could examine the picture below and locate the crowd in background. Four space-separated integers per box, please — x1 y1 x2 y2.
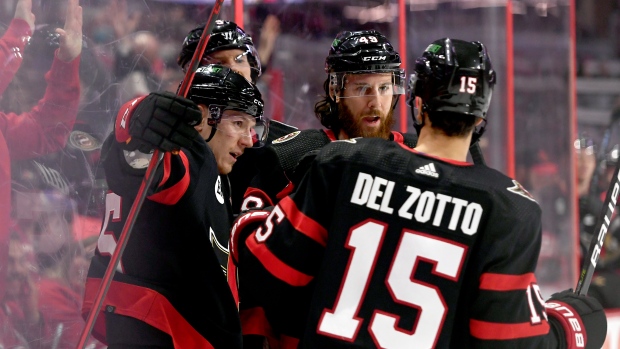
0 1 282 347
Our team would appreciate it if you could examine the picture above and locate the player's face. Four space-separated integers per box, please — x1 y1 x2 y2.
204 110 256 175
201 49 253 82
338 73 395 139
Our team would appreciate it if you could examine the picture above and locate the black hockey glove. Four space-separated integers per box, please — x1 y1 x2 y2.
546 289 607 349
118 91 202 153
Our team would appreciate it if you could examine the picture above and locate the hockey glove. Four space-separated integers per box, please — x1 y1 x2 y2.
115 91 202 153
546 289 607 349
229 208 272 265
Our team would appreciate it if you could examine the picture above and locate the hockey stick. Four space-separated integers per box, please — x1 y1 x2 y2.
575 139 620 295
76 1 225 347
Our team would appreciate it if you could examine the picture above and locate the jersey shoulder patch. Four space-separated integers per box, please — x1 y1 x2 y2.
269 129 332 172
273 131 301 144
507 180 536 202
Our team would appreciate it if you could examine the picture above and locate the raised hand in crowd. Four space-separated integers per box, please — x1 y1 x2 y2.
257 14 280 68
13 0 35 33
108 0 143 40
55 0 83 62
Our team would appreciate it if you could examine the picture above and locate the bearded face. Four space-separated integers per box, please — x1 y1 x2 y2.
338 100 395 139
335 73 396 139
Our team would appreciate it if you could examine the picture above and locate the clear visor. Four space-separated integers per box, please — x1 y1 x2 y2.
213 110 270 148
199 45 261 75
330 70 406 98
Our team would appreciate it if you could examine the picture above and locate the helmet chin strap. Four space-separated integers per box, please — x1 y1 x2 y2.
411 103 425 136
205 124 217 143
206 106 221 143
390 94 400 114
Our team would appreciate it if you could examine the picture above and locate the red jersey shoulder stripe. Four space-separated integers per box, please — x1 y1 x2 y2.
276 181 295 200
246 234 313 286
83 278 216 348
149 152 190 205
278 196 327 247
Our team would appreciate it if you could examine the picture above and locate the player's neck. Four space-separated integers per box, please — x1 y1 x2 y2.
414 128 471 162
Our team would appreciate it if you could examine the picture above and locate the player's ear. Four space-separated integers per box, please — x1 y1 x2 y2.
195 105 208 132
414 97 423 123
475 117 484 126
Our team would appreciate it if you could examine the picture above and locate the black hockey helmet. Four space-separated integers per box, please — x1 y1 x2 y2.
407 38 496 118
315 30 405 129
177 20 261 82
407 38 496 141
326 30 401 73
187 64 268 146
325 30 405 95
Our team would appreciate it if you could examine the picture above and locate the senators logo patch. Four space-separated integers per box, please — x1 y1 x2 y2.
273 131 301 144
507 180 536 202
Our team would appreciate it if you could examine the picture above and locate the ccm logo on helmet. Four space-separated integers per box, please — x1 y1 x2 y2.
362 56 387 61
546 302 585 347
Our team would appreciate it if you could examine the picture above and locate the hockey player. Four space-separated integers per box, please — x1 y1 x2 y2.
111 18 295 220
97 19 278 277
239 29 415 213
82 65 267 349
230 38 607 348
177 20 262 83
232 30 414 346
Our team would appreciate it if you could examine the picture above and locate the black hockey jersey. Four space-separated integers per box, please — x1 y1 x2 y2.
228 120 298 214
241 129 418 211
82 135 241 348
232 137 560 348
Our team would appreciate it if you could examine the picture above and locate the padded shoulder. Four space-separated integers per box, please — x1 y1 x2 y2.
269 129 332 172
267 120 298 142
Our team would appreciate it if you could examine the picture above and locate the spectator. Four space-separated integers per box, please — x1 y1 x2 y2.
0 0 82 319
115 30 164 104
11 158 106 349
3 232 49 349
